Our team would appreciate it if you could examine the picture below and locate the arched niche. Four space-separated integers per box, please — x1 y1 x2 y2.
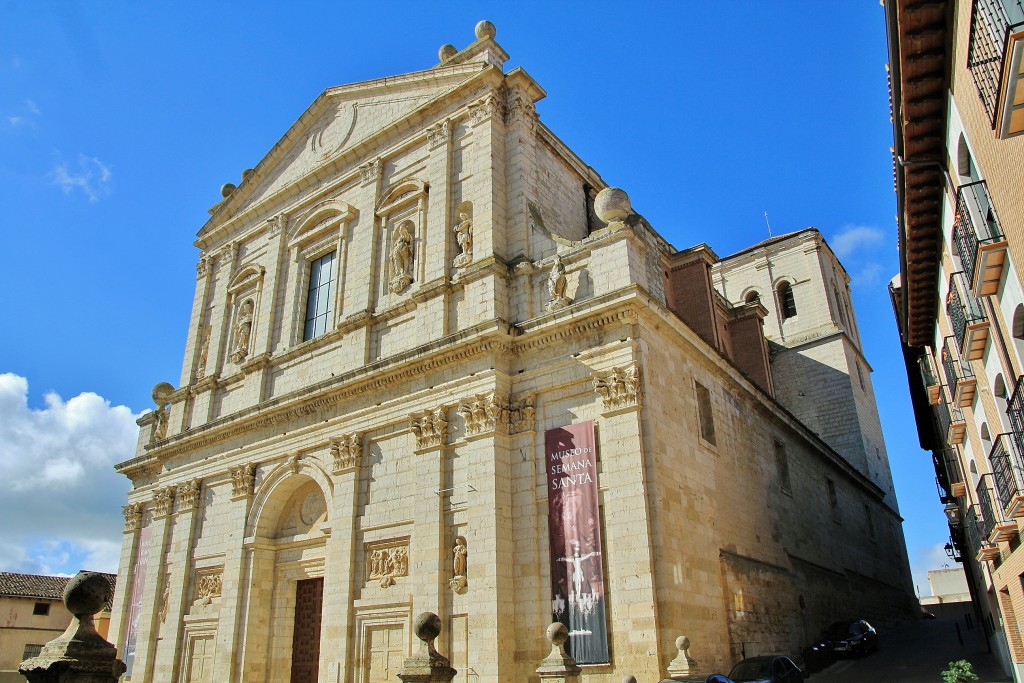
246 460 334 540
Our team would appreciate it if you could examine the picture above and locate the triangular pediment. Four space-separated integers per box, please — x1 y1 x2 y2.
200 61 494 238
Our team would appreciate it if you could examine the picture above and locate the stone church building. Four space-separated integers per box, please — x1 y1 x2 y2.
110 21 915 683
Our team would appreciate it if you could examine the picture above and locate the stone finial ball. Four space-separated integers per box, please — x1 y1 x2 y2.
413 612 442 642
64 571 112 618
475 20 496 40
151 382 175 409
221 183 237 198
623 677 638 683
594 187 632 223
675 635 691 651
546 622 569 646
439 44 458 61
242 168 255 181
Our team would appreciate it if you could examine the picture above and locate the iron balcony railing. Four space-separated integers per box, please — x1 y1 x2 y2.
943 447 966 491
965 505 984 552
941 338 976 400
947 272 988 354
1009 375 1024 452
919 353 940 389
936 397 966 443
976 474 1000 539
990 433 1024 513
968 0 1024 127
953 180 1004 286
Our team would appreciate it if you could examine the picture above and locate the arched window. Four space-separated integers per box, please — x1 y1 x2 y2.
957 134 976 180
1012 305 1024 366
777 281 797 319
995 374 1011 432
970 459 980 488
981 422 992 455
744 290 761 305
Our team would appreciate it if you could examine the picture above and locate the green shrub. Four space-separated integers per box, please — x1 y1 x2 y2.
941 659 978 683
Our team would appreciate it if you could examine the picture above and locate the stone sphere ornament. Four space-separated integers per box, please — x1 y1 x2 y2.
221 182 237 198
151 382 175 409
64 571 112 618
413 611 443 643
439 44 458 61
675 635 690 652
594 187 632 223
546 621 569 646
475 20 496 40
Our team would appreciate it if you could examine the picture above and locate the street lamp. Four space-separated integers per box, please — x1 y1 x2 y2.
944 501 961 528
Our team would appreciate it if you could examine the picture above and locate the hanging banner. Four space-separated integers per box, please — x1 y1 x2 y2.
123 524 153 676
545 420 609 664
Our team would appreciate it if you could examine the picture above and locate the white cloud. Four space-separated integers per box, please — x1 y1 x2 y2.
830 225 886 260
7 115 25 127
0 373 141 574
49 154 113 202
5 99 40 129
25 99 40 115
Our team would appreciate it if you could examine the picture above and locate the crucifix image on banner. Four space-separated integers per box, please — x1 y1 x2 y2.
545 420 609 664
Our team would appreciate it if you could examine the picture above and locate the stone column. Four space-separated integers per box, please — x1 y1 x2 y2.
151 478 203 681
318 435 362 678
410 410 448 617
127 486 176 682
212 464 256 683
237 543 277 681
19 572 126 683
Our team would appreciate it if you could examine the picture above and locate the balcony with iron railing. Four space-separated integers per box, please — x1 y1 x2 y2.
947 272 990 360
967 505 1002 561
919 353 943 405
952 180 1007 296
990 433 1024 517
943 447 968 497
941 337 977 407
937 396 968 445
978 473 1018 543
968 0 1024 135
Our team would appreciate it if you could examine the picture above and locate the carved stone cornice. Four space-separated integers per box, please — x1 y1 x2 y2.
229 463 256 498
175 478 202 512
469 90 505 124
426 119 450 149
330 432 362 472
336 309 372 335
457 392 508 436
359 158 381 186
123 320 513 466
122 503 143 533
505 87 537 129
593 362 643 412
153 486 176 517
240 352 272 375
411 408 448 450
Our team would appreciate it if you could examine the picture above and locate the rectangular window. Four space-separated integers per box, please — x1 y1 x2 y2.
303 251 336 341
32 602 49 616
774 440 791 493
23 644 43 659
695 381 716 445
826 478 839 521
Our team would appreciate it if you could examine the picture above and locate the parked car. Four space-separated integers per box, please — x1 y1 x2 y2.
825 619 878 656
727 655 808 682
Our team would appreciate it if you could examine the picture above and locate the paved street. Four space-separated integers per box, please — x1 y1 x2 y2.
810 617 1010 683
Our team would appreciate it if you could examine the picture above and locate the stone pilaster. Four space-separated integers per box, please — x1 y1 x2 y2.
212 475 256 682
318 441 361 678
106 503 144 656
237 543 276 681
410 408 448 617
127 488 175 682
151 479 202 681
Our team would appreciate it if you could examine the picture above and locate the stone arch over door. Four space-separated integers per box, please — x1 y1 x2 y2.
241 462 334 682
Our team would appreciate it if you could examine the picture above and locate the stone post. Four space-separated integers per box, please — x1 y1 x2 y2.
666 635 699 679
396 612 456 683
19 571 127 683
535 622 581 683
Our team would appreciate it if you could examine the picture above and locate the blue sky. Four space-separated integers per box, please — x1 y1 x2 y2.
0 2 952 592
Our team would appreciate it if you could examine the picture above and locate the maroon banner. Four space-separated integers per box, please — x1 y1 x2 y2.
546 420 609 664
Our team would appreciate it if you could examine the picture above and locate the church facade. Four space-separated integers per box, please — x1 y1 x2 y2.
110 22 915 683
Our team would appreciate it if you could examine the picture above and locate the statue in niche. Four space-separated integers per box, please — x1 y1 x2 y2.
452 210 473 268
230 299 254 364
196 326 210 378
389 222 413 293
546 254 570 311
450 536 468 591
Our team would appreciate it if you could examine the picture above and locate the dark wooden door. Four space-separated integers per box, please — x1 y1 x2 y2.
290 577 324 683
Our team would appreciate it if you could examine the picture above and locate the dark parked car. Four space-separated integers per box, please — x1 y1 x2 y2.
727 655 807 682
825 619 878 656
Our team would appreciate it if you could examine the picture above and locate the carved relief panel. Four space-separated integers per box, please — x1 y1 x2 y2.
365 539 410 588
